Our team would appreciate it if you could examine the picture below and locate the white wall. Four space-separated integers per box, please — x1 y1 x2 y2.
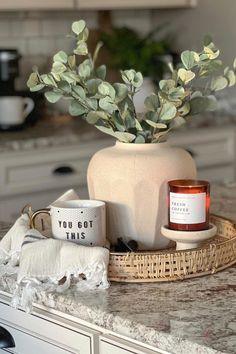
0 1 235 94
153 0 236 66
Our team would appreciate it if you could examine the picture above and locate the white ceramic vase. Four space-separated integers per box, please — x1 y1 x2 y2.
87 141 197 250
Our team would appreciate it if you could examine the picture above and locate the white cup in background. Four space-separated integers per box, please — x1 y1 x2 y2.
0 96 35 126
30 200 106 247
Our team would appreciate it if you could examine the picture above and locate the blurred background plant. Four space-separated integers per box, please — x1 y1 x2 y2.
100 25 176 83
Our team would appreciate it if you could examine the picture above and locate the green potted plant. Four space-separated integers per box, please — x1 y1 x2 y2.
27 20 236 250
100 25 175 112
100 25 174 80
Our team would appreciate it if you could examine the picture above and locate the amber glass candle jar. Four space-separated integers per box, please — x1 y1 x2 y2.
168 179 210 231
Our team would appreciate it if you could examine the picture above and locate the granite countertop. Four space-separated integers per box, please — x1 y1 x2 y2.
0 112 235 154
0 185 235 354
0 115 105 153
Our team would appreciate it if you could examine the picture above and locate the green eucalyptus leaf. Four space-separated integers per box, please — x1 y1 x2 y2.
159 79 175 91
98 82 116 100
135 119 143 131
132 71 143 88
181 50 195 70
135 135 146 144
95 125 136 142
168 86 185 100
233 58 236 69
87 98 98 111
190 95 217 114
68 55 76 69
113 83 128 103
225 70 236 87
99 97 117 114
53 51 67 64
58 81 71 93
30 84 45 92
178 102 190 116
114 131 136 143
41 74 57 87
145 111 159 123
121 69 143 88
27 72 39 88
146 120 167 129
78 27 89 41
96 65 106 80
211 76 228 91
178 68 195 84
51 72 61 82
72 85 86 99
78 61 91 79
60 71 79 84
74 41 88 56
159 102 177 121
45 91 62 103
69 100 87 116
86 79 102 95
86 111 104 124
72 20 86 35
204 46 219 60
144 93 159 112
52 62 67 74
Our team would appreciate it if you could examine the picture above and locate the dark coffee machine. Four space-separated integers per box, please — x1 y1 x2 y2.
0 49 20 94
0 49 43 130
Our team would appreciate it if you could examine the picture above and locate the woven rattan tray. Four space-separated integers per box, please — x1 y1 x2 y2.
108 215 236 282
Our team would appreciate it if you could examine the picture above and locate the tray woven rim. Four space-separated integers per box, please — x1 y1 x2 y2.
108 214 236 282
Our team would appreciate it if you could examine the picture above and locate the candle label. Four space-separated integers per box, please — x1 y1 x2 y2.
170 192 206 224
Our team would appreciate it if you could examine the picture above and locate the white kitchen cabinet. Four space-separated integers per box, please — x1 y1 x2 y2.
100 335 162 354
76 0 196 10
168 125 236 183
0 295 99 354
0 0 74 11
0 294 169 354
0 138 113 222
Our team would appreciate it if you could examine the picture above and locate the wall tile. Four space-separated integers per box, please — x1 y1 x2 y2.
27 37 57 55
41 18 71 36
0 38 26 54
10 19 41 38
0 20 10 37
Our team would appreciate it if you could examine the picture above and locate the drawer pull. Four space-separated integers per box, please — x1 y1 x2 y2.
53 166 75 175
0 326 15 348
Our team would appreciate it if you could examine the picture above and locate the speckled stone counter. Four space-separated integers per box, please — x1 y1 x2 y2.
0 185 235 354
0 115 105 153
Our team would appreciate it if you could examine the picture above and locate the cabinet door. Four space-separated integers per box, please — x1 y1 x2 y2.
0 0 74 10
0 299 99 354
100 335 163 354
0 323 74 354
76 0 196 10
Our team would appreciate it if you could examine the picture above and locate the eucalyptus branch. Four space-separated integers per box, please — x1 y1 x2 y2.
27 19 236 144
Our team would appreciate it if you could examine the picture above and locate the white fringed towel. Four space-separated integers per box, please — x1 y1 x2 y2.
0 190 110 313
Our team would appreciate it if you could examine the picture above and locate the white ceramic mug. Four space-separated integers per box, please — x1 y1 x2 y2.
31 200 106 247
0 96 34 126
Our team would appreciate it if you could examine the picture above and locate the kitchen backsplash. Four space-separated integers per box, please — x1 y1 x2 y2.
0 10 153 90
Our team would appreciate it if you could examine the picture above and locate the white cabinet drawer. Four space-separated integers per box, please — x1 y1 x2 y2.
0 300 99 354
169 127 235 168
0 139 112 197
100 335 162 354
0 323 73 354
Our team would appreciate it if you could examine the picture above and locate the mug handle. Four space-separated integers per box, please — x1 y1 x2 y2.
22 97 35 119
30 208 50 229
